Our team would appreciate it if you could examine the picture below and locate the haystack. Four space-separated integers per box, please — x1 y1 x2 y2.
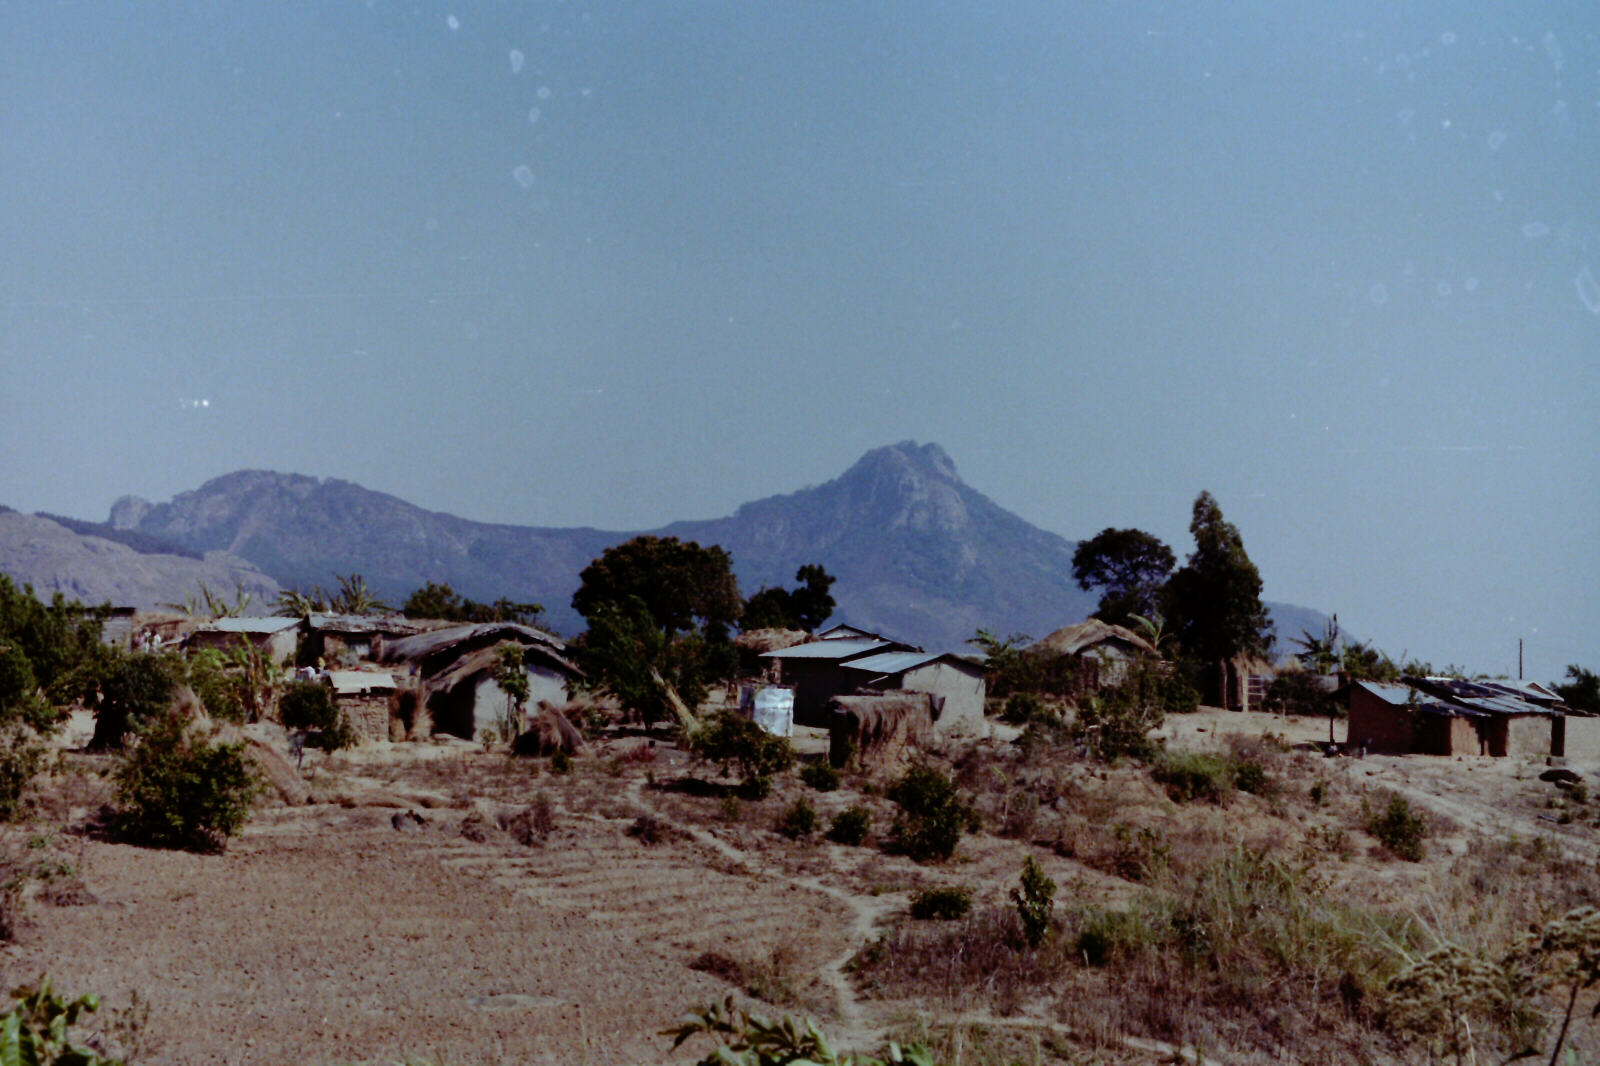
828 693 934 771
513 704 586 757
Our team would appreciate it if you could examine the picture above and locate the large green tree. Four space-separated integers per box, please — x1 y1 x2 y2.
1071 527 1176 626
741 564 836 633
570 536 741 729
1555 665 1600 715
1161 491 1272 668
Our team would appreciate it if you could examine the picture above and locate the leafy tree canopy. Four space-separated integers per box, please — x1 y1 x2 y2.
741 564 836 633
400 581 543 626
1071 527 1175 627
1161 491 1272 664
572 536 742 638
571 536 742 728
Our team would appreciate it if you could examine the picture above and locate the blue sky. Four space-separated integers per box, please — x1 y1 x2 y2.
1 1 1595 679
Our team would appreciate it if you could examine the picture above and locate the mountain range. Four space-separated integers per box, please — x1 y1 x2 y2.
4 442 1325 652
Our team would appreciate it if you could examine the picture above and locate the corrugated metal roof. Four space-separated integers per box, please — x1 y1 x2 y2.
841 650 945 675
762 639 893 661
195 616 299 635
1354 680 1416 705
325 670 398 695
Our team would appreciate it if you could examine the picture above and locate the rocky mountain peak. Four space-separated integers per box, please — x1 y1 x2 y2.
108 495 151 531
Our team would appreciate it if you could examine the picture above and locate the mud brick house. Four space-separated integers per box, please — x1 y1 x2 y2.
1347 677 1567 757
323 670 400 741
186 616 300 663
378 622 582 741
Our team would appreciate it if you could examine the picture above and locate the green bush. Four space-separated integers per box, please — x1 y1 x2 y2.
777 797 818 839
1152 751 1234 803
1365 793 1427 861
278 681 339 732
113 711 261 852
909 885 971 920
1000 692 1046 726
1012 856 1056 948
887 764 977 863
799 760 840 792
827 805 872 846
1231 757 1271 796
0 725 44 823
688 709 794 790
180 648 245 723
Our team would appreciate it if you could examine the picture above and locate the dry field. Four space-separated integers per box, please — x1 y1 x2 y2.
1 708 1597 1065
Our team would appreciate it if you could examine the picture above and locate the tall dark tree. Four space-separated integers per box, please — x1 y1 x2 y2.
741 564 836 633
1071 528 1176 626
1161 491 1272 668
571 536 742 729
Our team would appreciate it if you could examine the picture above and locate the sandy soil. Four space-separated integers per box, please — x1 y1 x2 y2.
3 710 1595 1065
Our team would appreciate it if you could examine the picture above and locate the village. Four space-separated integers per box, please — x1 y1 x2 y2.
0 546 1597 1066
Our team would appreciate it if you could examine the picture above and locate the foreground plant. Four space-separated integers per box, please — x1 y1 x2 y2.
664 996 937 1065
113 710 262 852
1 977 123 1065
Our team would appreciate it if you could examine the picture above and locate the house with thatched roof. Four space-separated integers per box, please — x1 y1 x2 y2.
379 622 582 740
1031 619 1155 687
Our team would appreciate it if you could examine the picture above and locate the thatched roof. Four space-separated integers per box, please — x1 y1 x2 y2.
378 622 567 674
733 628 811 654
423 641 581 701
1032 619 1155 658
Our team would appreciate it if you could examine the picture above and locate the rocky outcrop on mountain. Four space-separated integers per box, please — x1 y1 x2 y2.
0 511 279 609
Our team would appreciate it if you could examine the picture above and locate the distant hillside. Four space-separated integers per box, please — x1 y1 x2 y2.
0 511 279 610
109 471 618 632
103 442 1325 652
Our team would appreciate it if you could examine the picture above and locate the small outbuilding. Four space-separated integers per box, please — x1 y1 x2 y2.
323 670 400 742
1346 677 1559 757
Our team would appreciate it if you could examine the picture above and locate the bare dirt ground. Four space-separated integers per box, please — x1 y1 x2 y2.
2 709 1596 1065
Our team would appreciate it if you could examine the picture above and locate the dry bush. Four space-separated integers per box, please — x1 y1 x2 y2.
497 794 555 846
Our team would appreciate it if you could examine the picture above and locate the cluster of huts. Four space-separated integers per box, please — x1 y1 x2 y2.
177 614 582 744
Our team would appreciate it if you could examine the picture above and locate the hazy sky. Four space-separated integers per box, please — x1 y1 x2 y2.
2 2 1596 679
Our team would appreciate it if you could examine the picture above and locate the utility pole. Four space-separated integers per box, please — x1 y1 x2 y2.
1518 638 1523 681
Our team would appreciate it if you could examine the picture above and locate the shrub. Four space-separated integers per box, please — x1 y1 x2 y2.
665 996 938 1066
827 805 872 846
799 760 840 792
1152 750 1234 804
180 648 245 723
910 886 972 921
887 764 977 863
1068 659 1184 761
550 748 571 774
112 710 261 852
777 797 818 839
278 681 338 732
0 725 44 823
1012 855 1056 948
1231 757 1270 796
500 795 555 845
1366 793 1428 861
1000 692 1047 726
1263 669 1339 719
688 709 794 790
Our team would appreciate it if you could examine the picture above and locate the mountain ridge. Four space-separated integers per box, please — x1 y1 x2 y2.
84 441 1323 653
